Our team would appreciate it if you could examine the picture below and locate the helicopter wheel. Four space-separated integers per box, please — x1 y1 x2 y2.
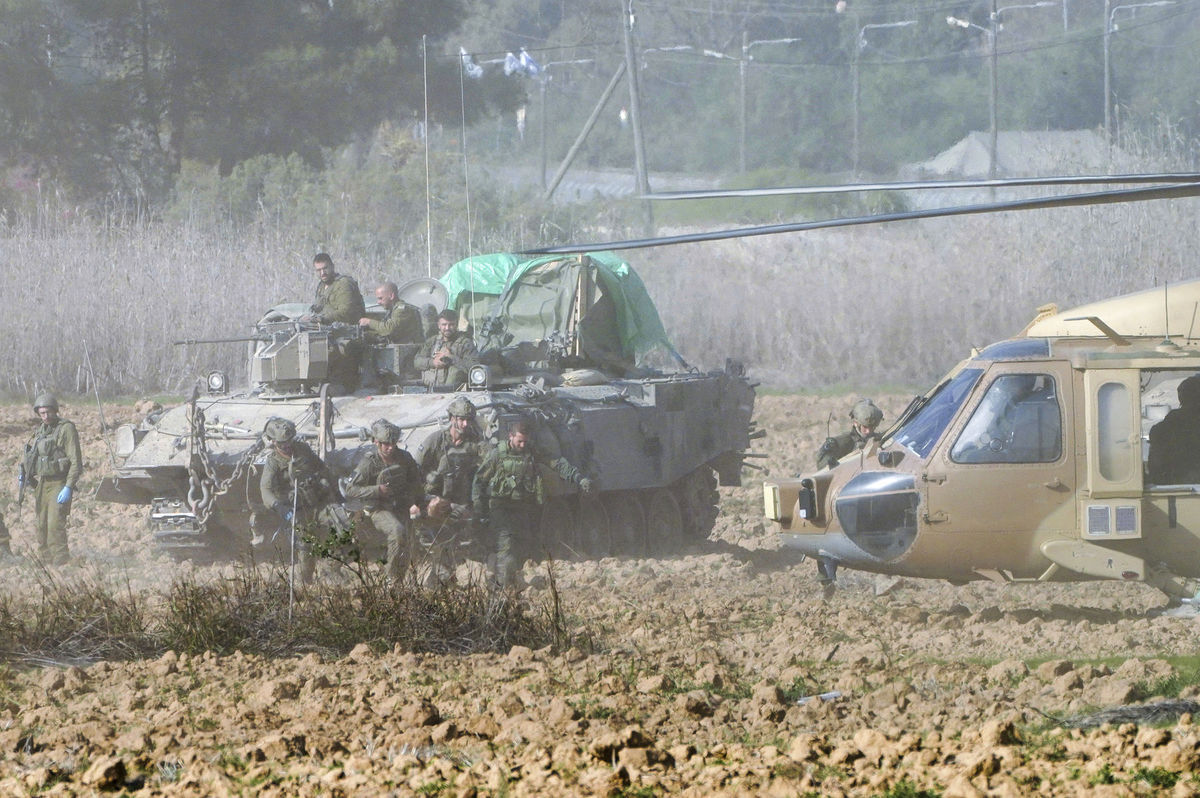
576 495 612 558
538 497 576 561
604 491 646 556
677 467 719 540
645 488 684 555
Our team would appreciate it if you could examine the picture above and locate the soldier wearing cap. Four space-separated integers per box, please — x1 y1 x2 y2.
413 309 478 390
472 417 594 589
816 399 884 470
343 419 426 581
22 394 82 565
259 416 343 582
1149 374 1200 484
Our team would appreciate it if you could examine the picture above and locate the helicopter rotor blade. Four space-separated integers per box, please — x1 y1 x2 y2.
521 182 1200 255
642 172 1200 201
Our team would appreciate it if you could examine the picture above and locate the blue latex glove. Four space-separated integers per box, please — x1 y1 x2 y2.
56 485 72 504
283 510 294 522
17 472 23 489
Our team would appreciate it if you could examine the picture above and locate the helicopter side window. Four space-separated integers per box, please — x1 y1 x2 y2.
950 373 1062 464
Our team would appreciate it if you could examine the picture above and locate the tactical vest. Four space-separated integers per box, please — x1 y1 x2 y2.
25 426 71 481
439 448 481 505
486 449 544 504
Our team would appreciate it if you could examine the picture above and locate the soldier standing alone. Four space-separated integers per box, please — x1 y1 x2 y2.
24 394 82 565
343 419 425 582
472 418 593 589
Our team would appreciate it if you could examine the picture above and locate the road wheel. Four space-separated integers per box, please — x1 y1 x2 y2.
677 466 719 540
538 497 576 561
645 488 684 555
577 495 611 558
604 491 646 556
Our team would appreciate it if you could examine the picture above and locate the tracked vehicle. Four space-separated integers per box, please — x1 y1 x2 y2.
97 252 756 561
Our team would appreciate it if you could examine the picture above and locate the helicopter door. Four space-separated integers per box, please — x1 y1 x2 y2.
919 363 1074 575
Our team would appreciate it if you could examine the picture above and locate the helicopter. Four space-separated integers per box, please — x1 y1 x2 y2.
522 172 1200 603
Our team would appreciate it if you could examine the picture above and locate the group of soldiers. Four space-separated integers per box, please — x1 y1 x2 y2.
258 397 593 589
0 394 83 565
307 252 478 392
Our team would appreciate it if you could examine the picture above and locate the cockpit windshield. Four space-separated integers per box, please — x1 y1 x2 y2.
889 368 984 458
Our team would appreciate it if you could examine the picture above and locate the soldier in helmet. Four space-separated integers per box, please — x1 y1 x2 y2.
259 416 344 582
413 309 478 390
1148 374 1200 484
22 394 83 565
343 419 426 582
472 417 594 590
422 398 487 562
816 399 884 470
419 397 483 473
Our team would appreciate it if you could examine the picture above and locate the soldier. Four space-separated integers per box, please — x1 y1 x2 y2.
259 417 344 582
358 281 423 345
472 418 594 589
343 419 425 582
423 398 486 562
413 309 478 390
309 252 366 325
1148 374 1200 484
23 394 83 565
419 397 484 473
307 252 367 392
816 399 884 470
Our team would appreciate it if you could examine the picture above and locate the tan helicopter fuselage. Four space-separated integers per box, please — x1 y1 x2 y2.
765 279 1200 597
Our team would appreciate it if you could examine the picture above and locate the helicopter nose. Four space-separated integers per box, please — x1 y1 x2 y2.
835 471 920 561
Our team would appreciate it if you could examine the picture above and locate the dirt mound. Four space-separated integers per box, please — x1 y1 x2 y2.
2 394 1199 796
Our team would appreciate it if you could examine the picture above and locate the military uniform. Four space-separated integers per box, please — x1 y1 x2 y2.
311 273 367 391
413 331 478 390
472 439 587 588
364 301 423 344
24 414 83 564
260 439 342 580
312 274 366 325
816 427 873 470
343 446 424 580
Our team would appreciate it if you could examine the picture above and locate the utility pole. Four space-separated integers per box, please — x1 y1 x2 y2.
739 31 748 174
620 0 653 234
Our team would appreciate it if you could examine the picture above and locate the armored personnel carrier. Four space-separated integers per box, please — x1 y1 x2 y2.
97 252 757 561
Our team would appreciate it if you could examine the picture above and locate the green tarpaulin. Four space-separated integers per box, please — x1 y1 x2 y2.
441 252 681 371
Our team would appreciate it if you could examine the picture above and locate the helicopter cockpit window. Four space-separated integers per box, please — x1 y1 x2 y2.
891 368 983 458
950 373 1062 464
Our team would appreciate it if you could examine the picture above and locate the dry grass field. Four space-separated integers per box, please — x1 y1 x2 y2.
3 394 1200 796
5 192 1200 397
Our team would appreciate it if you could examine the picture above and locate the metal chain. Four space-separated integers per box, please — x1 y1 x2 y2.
186 397 266 527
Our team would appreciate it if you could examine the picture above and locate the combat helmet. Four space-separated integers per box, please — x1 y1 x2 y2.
447 397 477 419
370 418 401 444
33 393 59 412
263 417 297 443
850 399 884 430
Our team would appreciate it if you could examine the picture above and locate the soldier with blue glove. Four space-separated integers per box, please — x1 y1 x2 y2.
23 394 82 565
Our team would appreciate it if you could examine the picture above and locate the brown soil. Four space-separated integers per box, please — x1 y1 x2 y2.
2 395 1200 796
